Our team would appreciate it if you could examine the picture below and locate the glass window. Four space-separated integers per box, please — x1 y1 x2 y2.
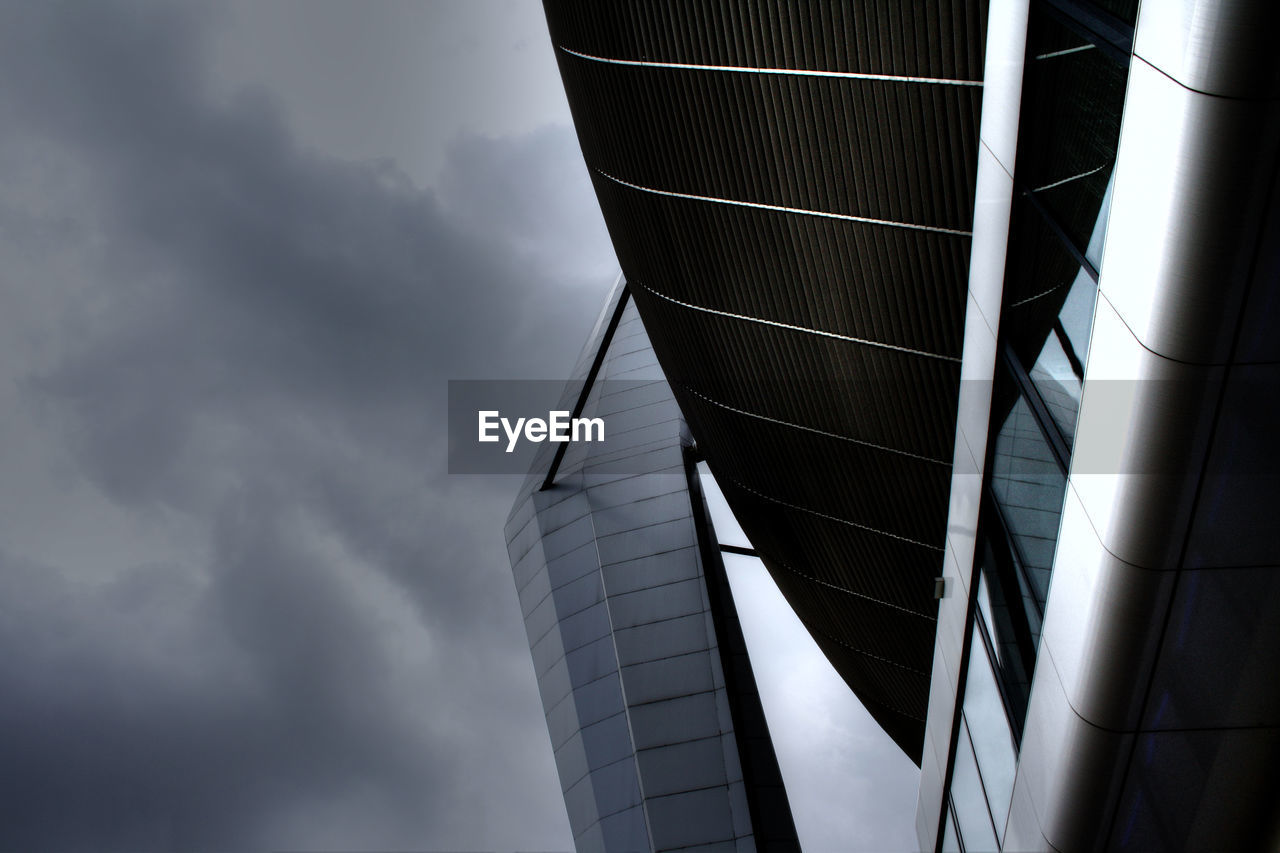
950 725 1000 853
941 806 963 853
1015 2 1129 256
1082 171 1114 270
1089 0 1138 27
943 5 1134 845
1027 330 1083 447
1000 199 1099 451
975 552 1034 732
987 385 1067 611
962 645 1018 840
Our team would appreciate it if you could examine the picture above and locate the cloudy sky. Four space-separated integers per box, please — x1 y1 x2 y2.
0 2 915 850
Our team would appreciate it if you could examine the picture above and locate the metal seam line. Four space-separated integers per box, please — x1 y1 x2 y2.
596 167 974 238
632 279 962 363
719 473 945 552
679 383 953 466
559 45 984 87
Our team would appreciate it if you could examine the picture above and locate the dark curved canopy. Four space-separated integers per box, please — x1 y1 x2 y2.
543 0 987 763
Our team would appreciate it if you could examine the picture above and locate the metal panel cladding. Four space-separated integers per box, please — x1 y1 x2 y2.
542 0 988 763
507 283 799 851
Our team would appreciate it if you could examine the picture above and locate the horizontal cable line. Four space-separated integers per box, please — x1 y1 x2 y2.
1031 162 1108 193
1035 43 1096 60
718 472 945 552
560 45 984 87
798 616 932 682
596 167 973 237
632 279 962 363
769 555 937 620
679 383 952 466
1008 282 1064 309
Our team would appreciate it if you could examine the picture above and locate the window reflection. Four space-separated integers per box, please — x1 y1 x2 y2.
1089 0 1139 27
950 726 1000 853
988 390 1067 610
962 642 1019 840
1016 5 1128 255
941 807 962 853
1083 170 1114 270
1022 172 1109 448
1028 319 1087 448
975 557 1033 732
1001 195 1102 451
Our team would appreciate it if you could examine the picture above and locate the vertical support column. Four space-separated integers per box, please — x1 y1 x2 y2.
915 0 1030 850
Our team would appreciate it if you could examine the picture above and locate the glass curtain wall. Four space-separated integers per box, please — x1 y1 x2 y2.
940 1 1134 849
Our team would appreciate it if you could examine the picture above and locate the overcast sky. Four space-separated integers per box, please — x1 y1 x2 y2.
0 2 915 850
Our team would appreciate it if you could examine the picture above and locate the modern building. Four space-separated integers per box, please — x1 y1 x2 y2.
511 1 1280 851
541 0 988 767
505 277 800 852
920 1 1280 851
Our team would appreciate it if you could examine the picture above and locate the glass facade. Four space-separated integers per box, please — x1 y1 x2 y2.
939 1 1132 848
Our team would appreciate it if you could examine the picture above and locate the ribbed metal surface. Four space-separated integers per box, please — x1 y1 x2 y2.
563 61 981 231
546 0 986 80
595 179 972 359
545 0 987 763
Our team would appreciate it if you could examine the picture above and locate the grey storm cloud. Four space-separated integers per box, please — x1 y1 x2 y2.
0 1 614 850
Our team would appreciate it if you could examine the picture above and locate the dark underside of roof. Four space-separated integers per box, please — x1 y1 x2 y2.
543 0 987 764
